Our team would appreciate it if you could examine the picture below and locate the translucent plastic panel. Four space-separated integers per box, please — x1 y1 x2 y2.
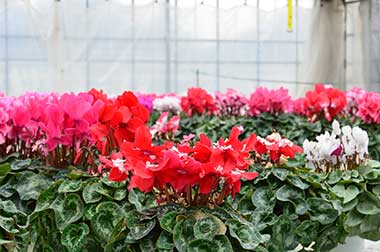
220 5 258 40
134 3 166 39
177 41 216 62
176 3 216 39
260 42 296 62
8 61 50 96
220 63 259 94
0 0 4 35
260 63 296 82
7 1 33 36
135 41 166 61
8 38 46 60
220 41 258 61
135 63 166 93
89 40 133 61
177 63 217 93
0 62 5 93
61 62 87 93
260 6 296 41
89 62 132 95
0 39 4 60
298 6 313 41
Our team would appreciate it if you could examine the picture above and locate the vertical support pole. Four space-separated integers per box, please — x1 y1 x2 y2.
216 0 220 91
196 69 199 87
4 0 9 95
342 1 347 91
85 0 90 90
131 0 135 90
174 0 178 92
256 0 260 87
165 0 171 92
295 0 299 92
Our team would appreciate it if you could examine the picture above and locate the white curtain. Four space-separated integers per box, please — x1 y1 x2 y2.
299 0 345 94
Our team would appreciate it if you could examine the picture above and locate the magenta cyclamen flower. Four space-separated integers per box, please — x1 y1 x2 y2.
136 93 156 113
345 87 366 116
357 92 380 124
215 88 248 116
248 87 293 116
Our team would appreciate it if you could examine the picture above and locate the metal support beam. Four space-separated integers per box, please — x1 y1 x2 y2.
174 0 178 92
256 0 260 87
4 0 9 95
216 0 220 91
131 0 135 90
295 0 299 91
165 0 171 92
85 0 90 90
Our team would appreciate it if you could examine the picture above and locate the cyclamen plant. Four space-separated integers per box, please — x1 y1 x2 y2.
104 126 259 207
248 87 293 116
215 88 248 116
153 95 182 114
303 120 369 172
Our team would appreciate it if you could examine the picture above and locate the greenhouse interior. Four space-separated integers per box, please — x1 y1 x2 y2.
0 0 380 251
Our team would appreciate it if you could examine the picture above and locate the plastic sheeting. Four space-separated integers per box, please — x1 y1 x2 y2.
0 0 314 96
0 0 379 96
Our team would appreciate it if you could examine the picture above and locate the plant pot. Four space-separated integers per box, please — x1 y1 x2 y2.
330 237 365 252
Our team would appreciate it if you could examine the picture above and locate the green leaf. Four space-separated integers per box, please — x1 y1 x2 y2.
270 216 297 251
213 235 233 252
58 180 83 193
226 219 269 250
307 198 338 225
0 200 18 215
35 183 60 212
0 176 17 198
61 223 90 252
113 189 127 201
173 218 196 252
16 171 52 201
251 187 275 210
272 169 289 181
193 215 226 240
101 177 126 189
287 175 310 190
295 220 319 244
357 192 380 215
365 170 379 180
126 210 156 240
331 184 360 204
186 237 233 252
82 182 103 204
187 239 216 252
160 211 179 233
368 160 380 168
92 202 124 242
327 170 343 184
360 215 380 234
83 204 97 221
157 231 175 250
275 184 304 202
139 239 155 252
343 197 359 212
0 162 11 177
128 188 157 212
54 193 84 230
11 159 31 171
345 209 364 227
0 216 18 233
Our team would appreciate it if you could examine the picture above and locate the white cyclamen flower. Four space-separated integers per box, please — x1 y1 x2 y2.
352 126 369 157
332 120 341 136
153 96 182 113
